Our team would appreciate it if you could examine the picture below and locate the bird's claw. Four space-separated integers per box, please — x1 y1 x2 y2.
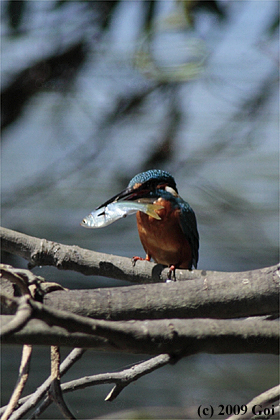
131 256 145 266
131 255 151 267
167 265 176 281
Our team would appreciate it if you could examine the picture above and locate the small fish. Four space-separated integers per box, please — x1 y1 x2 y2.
81 201 163 229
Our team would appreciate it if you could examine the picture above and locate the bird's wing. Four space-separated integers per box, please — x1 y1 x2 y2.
178 199 199 269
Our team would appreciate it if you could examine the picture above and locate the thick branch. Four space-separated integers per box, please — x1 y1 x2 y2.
1 226 169 283
1 300 279 355
1 296 32 337
41 264 279 320
3 227 279 290
1 228 279 320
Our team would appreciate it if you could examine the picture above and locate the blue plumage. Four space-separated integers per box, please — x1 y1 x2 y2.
128 169 178 193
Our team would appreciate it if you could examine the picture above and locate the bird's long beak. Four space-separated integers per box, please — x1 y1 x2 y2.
95 184 147 210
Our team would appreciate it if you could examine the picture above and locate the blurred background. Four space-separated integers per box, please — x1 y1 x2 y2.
1 0 279 418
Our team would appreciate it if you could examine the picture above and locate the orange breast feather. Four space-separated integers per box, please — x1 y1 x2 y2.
136 198 192 268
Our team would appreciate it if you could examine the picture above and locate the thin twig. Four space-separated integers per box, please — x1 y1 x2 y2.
226 384 280 420
49 346 76 419
29 346 85 420
50 378 76 420
28 354 172 418
55 354 173 402
50 346 61 381
3 348 85 420
1 345 33 420
27 396 51 420
104 354 173 401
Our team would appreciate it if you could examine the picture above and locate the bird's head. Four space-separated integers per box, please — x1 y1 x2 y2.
96 169 178 209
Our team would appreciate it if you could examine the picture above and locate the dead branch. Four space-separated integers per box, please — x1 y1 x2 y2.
1 229 279 321
0 295 32 337
62 353 172 402
0 265 30 295
1 296 279 355
41 264 279 320
49 346 76 420
1 352 171 419
0 263 66 300
3 227 278 289
1 226 167 283
226 384 280 420
1 344 32 420
1 226 279 418
0 348 86 420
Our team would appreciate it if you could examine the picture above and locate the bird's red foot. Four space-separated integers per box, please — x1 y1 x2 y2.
131 255 151 266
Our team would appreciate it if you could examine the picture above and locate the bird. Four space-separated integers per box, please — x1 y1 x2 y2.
96 169 199 271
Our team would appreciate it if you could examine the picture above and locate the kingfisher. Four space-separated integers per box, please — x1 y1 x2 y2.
95 169 199 270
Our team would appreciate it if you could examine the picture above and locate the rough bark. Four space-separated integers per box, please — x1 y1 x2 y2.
41 264 279 320
1 227 279 321
1 313 279 355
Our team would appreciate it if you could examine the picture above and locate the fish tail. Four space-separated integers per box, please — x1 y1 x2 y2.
145 204 163 220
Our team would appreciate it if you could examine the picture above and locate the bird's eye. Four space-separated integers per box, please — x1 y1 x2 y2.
143 180 153 190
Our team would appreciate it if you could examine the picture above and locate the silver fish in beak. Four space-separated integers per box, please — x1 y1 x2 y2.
81 201 163 229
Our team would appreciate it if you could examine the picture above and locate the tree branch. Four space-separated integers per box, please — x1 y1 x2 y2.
3 227 279 290
0 295 32 337
60 353 173 402
1 228 279 321
41 264 279 320
1 344 32 420
1 226 168 283
0 265 30 295
226 384 280 420
49 346 76 420
1 226 279 418
1 297 279 355
0 348 86 420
